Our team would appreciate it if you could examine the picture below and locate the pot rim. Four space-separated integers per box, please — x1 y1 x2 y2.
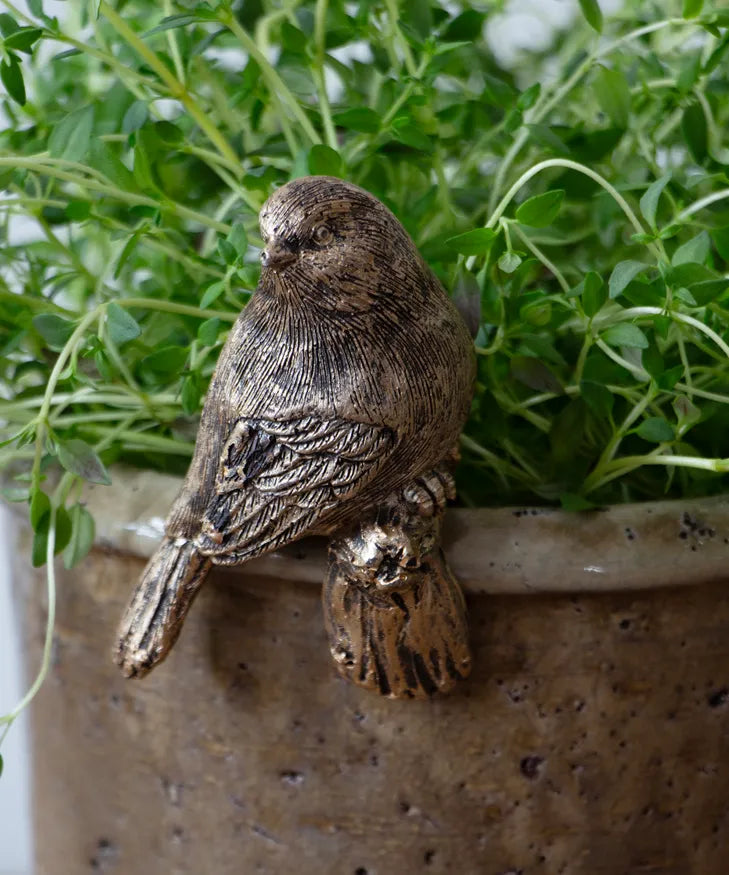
11 465 729 595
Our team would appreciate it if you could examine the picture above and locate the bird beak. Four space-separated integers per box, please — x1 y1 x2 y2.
261 239 296 271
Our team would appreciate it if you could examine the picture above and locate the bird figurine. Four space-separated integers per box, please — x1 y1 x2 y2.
115 175 475 697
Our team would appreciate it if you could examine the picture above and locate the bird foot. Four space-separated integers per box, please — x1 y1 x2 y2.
323 461 471 698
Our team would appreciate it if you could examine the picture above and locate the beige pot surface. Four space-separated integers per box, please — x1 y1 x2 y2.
14 471 729 874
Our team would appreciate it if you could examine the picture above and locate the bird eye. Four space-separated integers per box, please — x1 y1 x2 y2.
313 225 332 245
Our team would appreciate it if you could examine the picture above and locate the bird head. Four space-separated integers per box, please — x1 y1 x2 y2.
257 176 423 312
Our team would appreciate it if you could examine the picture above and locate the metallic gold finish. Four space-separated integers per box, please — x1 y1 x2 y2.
114 176 475 694
324 464 471 698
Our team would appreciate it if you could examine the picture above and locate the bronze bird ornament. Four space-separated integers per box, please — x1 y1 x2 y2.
115 175 475 697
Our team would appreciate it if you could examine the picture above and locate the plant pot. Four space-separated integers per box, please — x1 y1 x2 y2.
14 468 729 874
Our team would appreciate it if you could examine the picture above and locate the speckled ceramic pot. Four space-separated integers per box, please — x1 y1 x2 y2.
14 468 729 874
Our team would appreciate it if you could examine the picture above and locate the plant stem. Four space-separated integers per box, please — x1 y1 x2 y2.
604 306 729 362
583 387 657 493
383 0 417 77
221 12 321 147
80 426 193 455
678 189 729 221
0 507 56 730
117 298 239 322
0 157 231 233
487 158 647 238
98 1 239 169
163 0 186 84
595 338 649 381
586 453 729 494
314 0 338 151
488 17 691 214
510 223 570 293
459 433 532 484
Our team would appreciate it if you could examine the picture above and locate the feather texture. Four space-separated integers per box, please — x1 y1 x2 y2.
196 414 395 562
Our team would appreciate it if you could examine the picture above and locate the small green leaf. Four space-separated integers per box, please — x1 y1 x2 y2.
672 395 701 430
63 504 95 569
582 271 606 317
53 48 81 61
143 14 200 37
181 374 202 415
0 752 3 779
66 200 91 221
200 280 225 309
672 231 710 266
433 40 471 56
87 140 138 191
4 26 43 53
515 190 565 227
217 237 237 265
510 356 563 394
521 300 552 327
56 438 111 485
593 66 630 128
307 144 343 176
290 147 309 181
133 131 157 191
601 322 649 349
674 285 698 305
31 527 48 567
526 124 570 155
390 118 432 152
227 223 248 259
446 228 496 255
113 228 144 279
578 0 603 32
0 56 25 106
498 251 522 273
636 417 675 442
138 346 188 384
332 107 380 133
106 302 141 346
32 314 74 350
682 102 707 163
581 380 614 419
1 486 30 502
94 349 113 381
198 317 222 347
560 492 599 511
48 105 94 161
690 280 728 306
677 52 702 94
29 489 50 531
54 505 73 555
0 14 18 36
608 261 649 299
682 0 703 17
642 345 664 379
122 100 148 134
549 398 587 463
656 365 683 391
516 82 540 111
639 173 671 231
712 226 729 262
31 505 72 567
668 261 715 287
154 120 183 144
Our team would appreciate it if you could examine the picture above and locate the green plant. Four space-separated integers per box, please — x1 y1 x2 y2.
2 0 729 747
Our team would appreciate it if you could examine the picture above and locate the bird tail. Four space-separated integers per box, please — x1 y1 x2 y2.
323 546 471 698
114 535 212 679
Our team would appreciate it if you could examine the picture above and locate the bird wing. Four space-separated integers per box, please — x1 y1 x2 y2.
195 413 396 563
